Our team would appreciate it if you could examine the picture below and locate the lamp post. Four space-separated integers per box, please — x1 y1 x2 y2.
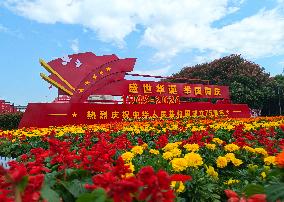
278 86 281 115
279 67 284 116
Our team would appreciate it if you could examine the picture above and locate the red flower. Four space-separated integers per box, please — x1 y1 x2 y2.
8 161 27 183
20 154 29 161
225 190 266 202
111 177 141 202
247 194 266 202
155 135 169 149
170 174 192 182
280 124 284 132
224 190 238 198
138 166 175 202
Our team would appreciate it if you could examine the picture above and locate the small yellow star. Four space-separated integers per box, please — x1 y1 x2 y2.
99 70 104 75
84 81 90 85
106 67 111 72
78 88 84 93
92 74 97 80
72 112 77 117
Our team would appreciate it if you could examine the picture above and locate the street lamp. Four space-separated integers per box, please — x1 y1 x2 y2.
278 86 281 115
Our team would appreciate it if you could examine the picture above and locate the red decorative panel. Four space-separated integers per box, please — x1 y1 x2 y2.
19 103 250 128
24 52 252 128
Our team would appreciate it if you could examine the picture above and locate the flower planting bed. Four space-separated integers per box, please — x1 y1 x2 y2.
0 116 284 202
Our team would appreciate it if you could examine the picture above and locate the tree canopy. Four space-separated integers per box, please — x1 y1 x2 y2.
166 54 281 112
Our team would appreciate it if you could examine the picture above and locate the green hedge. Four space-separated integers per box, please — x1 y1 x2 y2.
0 112 23 130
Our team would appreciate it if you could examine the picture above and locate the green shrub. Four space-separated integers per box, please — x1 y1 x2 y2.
0 112 23 130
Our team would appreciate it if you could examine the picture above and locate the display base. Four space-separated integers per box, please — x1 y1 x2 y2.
19 102 251 128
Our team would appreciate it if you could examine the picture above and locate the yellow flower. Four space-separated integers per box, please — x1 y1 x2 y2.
224 144 240 152
231 158 243 166
123 163 135 178
162 142 182 152
149 149 160 155
184 152 203 168
243 146 255 153
261 172 266 179
264 156 276 166
163 151 174 160
141 143 148 149
205 143 216 150
224 179 240 185
171 148 182 158
183 144 199 152
264 166 270 172
225 153 236 162
212 138 224 145
171 158 188 172
206 165 218 179
121 152 134 163
216 156 228 168
254 148 268 157
126 162 135 172
248 164 258 172
131 146 144 155
171 181 185 193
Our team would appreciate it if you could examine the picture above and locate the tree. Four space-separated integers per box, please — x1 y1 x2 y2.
166 54 272 110
262 74 284 115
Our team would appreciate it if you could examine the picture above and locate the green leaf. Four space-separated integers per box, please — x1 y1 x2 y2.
76 188 107 202
175 197 186 202
17 176 28 193
243 184 264 197
91 188 107 200
266 183 284 202
61 179 88 197
41 184 60 202
44 171 58 187
76 193 97 202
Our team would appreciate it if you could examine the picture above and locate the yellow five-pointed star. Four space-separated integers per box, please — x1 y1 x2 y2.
93 74 97 80
99 70 104 75
78 88 84 93
72 112 77 117
84 81 90 85
106 67 111 72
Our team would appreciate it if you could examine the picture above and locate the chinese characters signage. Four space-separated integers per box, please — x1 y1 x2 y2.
126 81 228 99
19 103 250 128
123 95 180 104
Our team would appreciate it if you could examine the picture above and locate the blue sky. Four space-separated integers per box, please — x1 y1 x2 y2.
0 0 284 105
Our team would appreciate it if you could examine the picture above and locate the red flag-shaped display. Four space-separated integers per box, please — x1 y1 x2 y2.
19 52 251 128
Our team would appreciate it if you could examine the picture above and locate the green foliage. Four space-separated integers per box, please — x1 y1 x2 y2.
185 169 220 202
243 184 264 197
266 183 284 201
40 168 94 202
41 184 61 202
0 136 48 158
262 74 284 116
0 112 23 130
166 54 273 110
76 188 111 202
17 176 29 193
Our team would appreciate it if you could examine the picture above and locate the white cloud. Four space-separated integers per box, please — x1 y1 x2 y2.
216 8 284 58
3 0 284 59
70 39 79 53
0 24 8 32
133 65 171 76
193 52 222 65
